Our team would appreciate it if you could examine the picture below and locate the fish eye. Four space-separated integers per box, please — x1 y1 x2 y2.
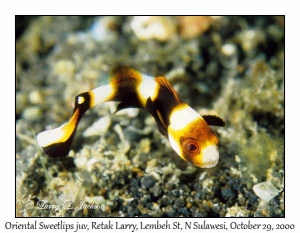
188 143 198 152
183 138 200 155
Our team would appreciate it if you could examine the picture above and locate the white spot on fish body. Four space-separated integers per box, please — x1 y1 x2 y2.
169 104 200 130
138 74 159 106
77 96 85 105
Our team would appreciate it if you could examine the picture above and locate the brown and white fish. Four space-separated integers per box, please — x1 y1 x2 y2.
37 66 225 168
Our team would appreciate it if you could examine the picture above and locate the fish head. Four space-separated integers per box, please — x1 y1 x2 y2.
168 105 220 168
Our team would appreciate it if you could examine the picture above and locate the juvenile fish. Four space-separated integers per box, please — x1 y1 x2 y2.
37 66 225 168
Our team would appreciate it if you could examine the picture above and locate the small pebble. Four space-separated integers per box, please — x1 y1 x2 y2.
74 156 88 170
89 16 118 42
141 175 156 189
53 60 75 80
221 186 235 201
22 106 42 120
178 16 221 39
164 205 177 217
85 196 106 205
253 181 279 202
173 198 185 208
86 157 98 172
140 138 151 154
130 16 176 41
145 158 157 173
221 43 236 56
83 116 111 137
29 91 43 104
149 184 163 197
178 207 189 216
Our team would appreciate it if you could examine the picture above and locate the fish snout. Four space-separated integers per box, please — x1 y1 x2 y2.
196 145 219 168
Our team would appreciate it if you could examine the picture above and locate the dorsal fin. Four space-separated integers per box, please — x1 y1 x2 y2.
202 115 226 127
155 76 180 101
110 65 142 84
110 65 143 110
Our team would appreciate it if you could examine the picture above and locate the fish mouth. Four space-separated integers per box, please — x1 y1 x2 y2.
198 145 219 168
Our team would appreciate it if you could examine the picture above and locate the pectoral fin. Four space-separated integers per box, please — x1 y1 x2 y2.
114 101 142 114
202 115 226 127
145 97 168 136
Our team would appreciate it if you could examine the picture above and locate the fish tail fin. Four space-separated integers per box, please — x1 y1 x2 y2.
37 85 115 158
36 107 81 158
